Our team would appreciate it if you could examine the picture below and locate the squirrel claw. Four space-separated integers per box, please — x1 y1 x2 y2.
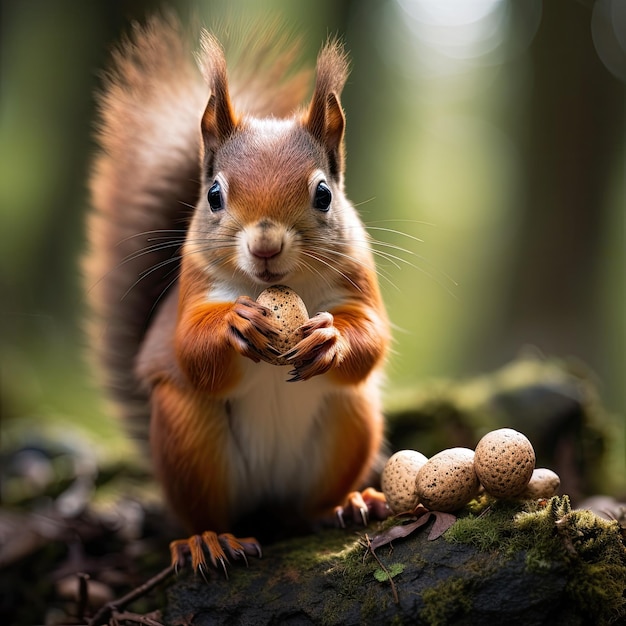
283 315 341 380
169 532 261 577
334 488 390 528
230 297 281 362
287 369 303 382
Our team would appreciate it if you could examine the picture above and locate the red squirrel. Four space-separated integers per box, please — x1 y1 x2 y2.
85 15 390 572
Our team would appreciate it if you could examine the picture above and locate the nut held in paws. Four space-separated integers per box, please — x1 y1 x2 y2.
256 285 309 365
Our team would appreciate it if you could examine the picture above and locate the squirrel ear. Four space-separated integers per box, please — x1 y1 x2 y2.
200 33 237 158
304 40 349 179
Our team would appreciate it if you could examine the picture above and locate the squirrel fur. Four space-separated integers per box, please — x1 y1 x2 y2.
85 14 390 569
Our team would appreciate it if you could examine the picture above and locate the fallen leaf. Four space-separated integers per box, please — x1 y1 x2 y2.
369 515 433 551
369 509 457 551
427 511 457 540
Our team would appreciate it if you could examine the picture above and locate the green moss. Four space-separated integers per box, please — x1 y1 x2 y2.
319 533 383 625
420 577 474 626
360 589 389 621
444 496 626 623
323 496 624 623
444 497 524 552
554 508 626 620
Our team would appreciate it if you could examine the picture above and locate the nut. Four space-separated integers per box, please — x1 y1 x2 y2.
415 447 479 512
381 450 429 514
256 285 309 364
521 468 560 499
474 428 535 498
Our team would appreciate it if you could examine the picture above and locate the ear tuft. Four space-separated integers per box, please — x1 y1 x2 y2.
199 32 237 158
304 39 350 178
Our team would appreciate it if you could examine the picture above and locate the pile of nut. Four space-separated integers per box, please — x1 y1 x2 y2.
381 428 561 514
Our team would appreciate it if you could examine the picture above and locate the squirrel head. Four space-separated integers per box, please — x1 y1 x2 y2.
188 37 361 290
199 35 349 184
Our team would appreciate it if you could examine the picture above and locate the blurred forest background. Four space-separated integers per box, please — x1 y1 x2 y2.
1 0 624 481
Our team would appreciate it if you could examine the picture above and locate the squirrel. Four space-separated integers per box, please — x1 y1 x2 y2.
84 14 391 572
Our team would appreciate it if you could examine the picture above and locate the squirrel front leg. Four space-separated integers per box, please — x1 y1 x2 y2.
175 283 278 392
286 303 388 384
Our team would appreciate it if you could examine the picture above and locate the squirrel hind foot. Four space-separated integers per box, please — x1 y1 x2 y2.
334 487 390 528
170 532 262 578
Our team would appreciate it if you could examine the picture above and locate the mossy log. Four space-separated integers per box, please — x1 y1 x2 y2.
163 497 626 626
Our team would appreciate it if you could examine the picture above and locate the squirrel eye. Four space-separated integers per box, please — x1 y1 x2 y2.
313 181 332 212
207 181 223 212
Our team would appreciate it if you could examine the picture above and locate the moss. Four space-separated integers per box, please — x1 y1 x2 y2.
553 508 626 620
317 532 384 625
360 589 389 621
304 496 623 623
420 577 474 626
444 497 523 551
444 496 626 623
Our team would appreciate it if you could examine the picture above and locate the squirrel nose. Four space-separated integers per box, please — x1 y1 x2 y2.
248 221 283 259
250 242 282 259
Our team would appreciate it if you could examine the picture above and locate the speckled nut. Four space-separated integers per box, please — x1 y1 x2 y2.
256 285 309 365
521 468 560 499
474 428 536 498
381 450 429 514
415 448 480 513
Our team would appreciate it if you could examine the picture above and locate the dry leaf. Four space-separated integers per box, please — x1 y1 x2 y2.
369 509 457 551
427 511 457 540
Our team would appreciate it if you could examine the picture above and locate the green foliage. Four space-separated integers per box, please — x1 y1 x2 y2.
373 562 405 582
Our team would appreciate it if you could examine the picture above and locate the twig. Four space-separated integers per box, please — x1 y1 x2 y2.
88 565 175 626
77 572 90 621
110 611 164 626
364 534 399 604
477 505 492 519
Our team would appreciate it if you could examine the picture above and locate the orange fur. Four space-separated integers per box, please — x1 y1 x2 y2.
86 15 391 569
308 391 384 517
150 382 233 532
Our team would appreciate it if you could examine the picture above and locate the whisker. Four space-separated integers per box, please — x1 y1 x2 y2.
365 226 424 244
119 241 185 265
116 236 226 265
309 244 400 291
365 218 438 228
353 197 376 209
149 273 180 317
343 227 459 294
116 229 187 245
120 256 182 302
301 250 361 292
295 257 334 292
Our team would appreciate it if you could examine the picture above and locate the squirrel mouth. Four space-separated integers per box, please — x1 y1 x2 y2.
255 270 287 284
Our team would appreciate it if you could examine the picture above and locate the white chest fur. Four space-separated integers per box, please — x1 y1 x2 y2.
206 278 345 515
225 358 333 514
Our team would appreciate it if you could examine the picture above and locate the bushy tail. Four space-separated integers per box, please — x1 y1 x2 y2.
84 14 312 438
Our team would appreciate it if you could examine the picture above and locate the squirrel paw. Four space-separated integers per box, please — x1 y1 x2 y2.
334 487 390 528
170 531 262 578
229 297 280 362
285 312 341 381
